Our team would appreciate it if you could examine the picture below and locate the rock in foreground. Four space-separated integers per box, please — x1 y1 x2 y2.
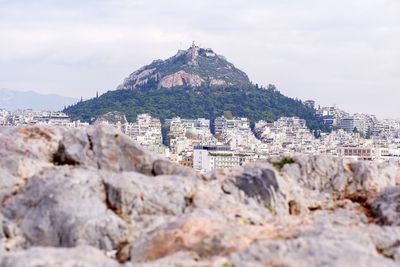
0 125 399 266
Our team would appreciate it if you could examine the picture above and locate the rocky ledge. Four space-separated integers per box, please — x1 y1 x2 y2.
0 125 400 267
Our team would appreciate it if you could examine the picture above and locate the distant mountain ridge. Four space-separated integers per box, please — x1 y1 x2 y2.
65 45 324 131
0 88 78 111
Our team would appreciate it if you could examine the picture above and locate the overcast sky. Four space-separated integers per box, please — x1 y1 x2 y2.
0 0 399 118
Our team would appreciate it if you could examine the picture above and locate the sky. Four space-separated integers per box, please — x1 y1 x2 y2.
0 0 399 118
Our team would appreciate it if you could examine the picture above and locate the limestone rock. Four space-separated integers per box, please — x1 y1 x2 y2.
0 246 121 267
346 161 398 199
216 163 306 215
116 67 157 90
103 172 199 218
1 167 130 251
0 213 26 253
371 186 400 226
130 210 228 262
191 178 273 225
115 45 251 91
159 71 204 88
209 78 226 86
0 125 399 266
225 209 400 267
274 154 397 201
54 125 197 177
0 126 63 201
227 225 398 267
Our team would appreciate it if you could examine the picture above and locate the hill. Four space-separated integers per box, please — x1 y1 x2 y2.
65 45 323 130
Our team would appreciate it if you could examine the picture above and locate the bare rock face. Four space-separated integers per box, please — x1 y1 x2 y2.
371 186 400 226
103 172 199 218
227 223 399 267
216 163 306 216
0 125 400 266
116 67 158 90
272 154 397 202
0 213 25 253
53 124 197 177
2 167 130 251
0 246 121 267
209 78 226 86
116 45 251 91
0 126 62 201
159 71 204 88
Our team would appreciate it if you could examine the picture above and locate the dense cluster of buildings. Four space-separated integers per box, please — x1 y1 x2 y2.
0 109 88 127
2 104 400 172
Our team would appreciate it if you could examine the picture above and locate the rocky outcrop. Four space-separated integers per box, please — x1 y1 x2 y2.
159 71 204 88
0 246 121 267
116 45 251 90
52 125 198 177
116 67 158 90
209 78 226 86
0 126 63 202
2 167 130 251
0 125 400 266
371 186 400 225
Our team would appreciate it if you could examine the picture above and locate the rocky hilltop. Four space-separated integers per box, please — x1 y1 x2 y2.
0 125 400 266
117 44 251 90
65 45 320 128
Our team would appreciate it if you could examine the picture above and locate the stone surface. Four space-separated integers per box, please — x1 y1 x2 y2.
0 246 121 267
2 167 130 251
116 45 251 90
53 124 197 177
0 126 62 201
227 223 399 267
103 172 199 218
159 70 204 88
0 125 399 266
371 186 400 226
272 154 398 202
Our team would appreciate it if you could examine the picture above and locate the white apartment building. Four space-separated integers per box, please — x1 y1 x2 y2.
316 106 348 127
274 117 306 128
214 116 258 152
124 114 162 146
340 115 367 136
166 117 211 137
193 145 240 172
166 117 214 154
4 110 88 127
337 147 377 160
337 146 392 161
34 111 73 126
0 109 9 125
255 117 315 152
214 116 250 135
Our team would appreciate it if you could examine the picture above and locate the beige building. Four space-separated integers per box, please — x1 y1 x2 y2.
337 147 388 161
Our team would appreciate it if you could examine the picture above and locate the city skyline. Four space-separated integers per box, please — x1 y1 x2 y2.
0 0 399 118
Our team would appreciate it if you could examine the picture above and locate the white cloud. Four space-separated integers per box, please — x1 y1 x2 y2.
0 0 399 118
